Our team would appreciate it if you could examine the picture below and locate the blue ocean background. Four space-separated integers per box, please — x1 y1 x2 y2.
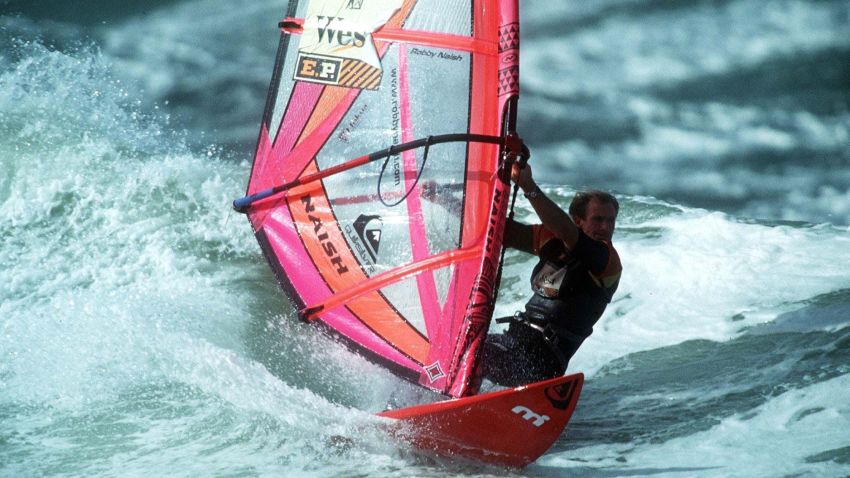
2 1 850 476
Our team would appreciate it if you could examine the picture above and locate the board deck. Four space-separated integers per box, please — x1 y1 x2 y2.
378 373 584 467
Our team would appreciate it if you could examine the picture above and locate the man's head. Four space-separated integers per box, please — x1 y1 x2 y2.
569 190 619 242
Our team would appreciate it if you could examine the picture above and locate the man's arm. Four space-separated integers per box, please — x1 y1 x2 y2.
511 162 579 249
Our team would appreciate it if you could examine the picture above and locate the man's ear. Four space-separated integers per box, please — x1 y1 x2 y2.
572 215 583 227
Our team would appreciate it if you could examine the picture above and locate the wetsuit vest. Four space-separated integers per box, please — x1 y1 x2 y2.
505 219 622 361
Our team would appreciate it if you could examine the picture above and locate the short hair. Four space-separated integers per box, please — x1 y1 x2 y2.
569 190 619 219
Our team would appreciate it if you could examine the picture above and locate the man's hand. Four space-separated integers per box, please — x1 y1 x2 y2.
511 161 536 192
510 160 579 248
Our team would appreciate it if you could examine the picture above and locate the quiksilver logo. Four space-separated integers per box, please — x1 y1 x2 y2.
545 381 577 410
353 214 382 262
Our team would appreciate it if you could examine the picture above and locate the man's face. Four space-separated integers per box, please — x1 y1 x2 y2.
574 199 617 242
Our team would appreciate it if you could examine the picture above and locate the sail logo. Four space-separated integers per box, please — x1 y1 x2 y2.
300 194 349 275
424 362 445 383
296 53 341 83
511 406 550 427
294 0 402 90
545 381 577 410
353 214 382 262
315 16 368 48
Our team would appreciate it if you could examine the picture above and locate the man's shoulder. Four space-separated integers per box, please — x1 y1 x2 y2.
597 240 622 289
603 241 622 270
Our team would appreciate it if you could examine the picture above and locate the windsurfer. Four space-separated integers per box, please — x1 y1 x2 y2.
482 162 622 387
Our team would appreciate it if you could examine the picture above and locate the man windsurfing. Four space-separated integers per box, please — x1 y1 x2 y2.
482 161 622 387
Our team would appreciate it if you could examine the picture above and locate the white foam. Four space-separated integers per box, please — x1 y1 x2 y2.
544 373 850 476
1 42 258 403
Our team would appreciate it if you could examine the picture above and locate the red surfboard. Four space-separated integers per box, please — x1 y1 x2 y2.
379 373 583 467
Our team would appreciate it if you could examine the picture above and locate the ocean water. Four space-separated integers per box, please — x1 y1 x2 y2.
2 1 850 477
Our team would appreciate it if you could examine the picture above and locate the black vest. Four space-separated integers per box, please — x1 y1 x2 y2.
524 231 618 339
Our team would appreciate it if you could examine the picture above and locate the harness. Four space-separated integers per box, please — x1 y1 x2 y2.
496 312 570 369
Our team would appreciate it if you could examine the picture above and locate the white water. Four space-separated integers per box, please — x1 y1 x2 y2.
3 1 850 476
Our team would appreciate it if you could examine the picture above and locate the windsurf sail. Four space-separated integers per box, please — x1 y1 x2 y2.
235 0 522 398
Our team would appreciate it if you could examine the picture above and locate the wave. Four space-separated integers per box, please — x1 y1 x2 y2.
3 7 850 476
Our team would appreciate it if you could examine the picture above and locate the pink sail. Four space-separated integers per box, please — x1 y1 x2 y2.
238 0 520 397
